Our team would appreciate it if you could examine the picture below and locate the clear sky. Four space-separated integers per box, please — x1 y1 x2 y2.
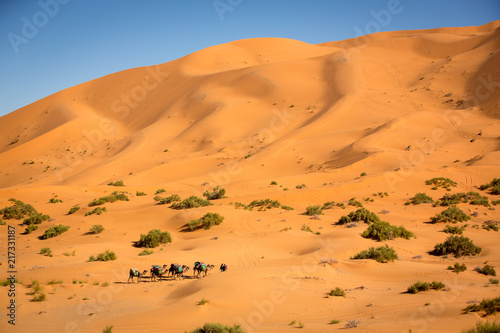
0 0 498 117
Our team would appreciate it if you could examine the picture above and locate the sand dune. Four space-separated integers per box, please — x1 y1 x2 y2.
1 21 500 332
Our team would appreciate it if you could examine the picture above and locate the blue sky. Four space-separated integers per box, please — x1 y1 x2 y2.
0 0 498 117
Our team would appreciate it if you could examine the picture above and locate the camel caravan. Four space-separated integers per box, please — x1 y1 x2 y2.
128 262 217 283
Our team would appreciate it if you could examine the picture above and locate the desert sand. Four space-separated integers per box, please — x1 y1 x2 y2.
1 21 499 332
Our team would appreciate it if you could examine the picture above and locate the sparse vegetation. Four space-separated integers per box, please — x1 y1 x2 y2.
136 191 147 196
348 197 363 207
330 319 341 325
351 244 398 263
479 178 500 195
30 280 45 302
482 221 499 232
327 287 345 297
432 235 481 257
448 262 467 273
40 247 52 257
362 221 415 241
23 212 50 225
85 207 107 216
360 172 367 177
47 279 63 285
137 229 172 248
155 188 166 195
102 325 114 333
344 320 361 329
444 225 466 235
187 323 244 333
187 213 224 231
198 298 209 305
89 224 104 234
407 281 445 294
48 197 63 204
171 196 212 209
155 194 181 205
407 193 434 205
430 206 470 223
88 193 129 206
464 297 500 316
24 224 38 234
68 205 80 215
337 208 380 225
461 321 500 333
477 265 496 277
426 177 457 191
42 225 70 239
0 198 38 220
438 192 490 207
88 250 116 262
270 180 278 185
107 180 124 186
490 279 499 285
304 205 323 216
296 184 306 189
138 249 153 256
203 186 226 200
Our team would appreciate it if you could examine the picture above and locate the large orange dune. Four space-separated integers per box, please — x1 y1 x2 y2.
1 21 500 332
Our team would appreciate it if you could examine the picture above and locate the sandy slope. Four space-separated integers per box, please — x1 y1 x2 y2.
1 21 500 332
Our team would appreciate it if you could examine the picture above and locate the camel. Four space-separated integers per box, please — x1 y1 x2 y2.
168 263 190 280
150 264 169 282
128 268 147 283
193 262 215 278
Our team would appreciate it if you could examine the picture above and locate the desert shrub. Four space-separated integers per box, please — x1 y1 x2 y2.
432 235 481 257
0 218 5 225
407 281 444 294
482 221 499 232
102 325 114 333
23 213 50 225
188 322 245 333
492 200 500 206
304 205 323 216
330 319 341 324
88 193 129 207
301 224 313 233
136 191 147 196
188 213 224 231
40 247 52 256
490 279 499 285
281 205 294 211
248 198 280 210
107 180 124 186
137 229 172 248
47 279 63 285
270 180 278 185
362 221 414 241
448 262 467 273
32 293 46 302
431 281 445 290
296 184 306 189
89 250 116 262
42 225 70 239
24 224 38 234
156 194 181 205
461 321 500 333
337 208 380 225
344 320 361 328
155 188 166 195
444 225 465 234
203 186 226 200
360 172 367 177
477 265 496 277
0 198 38 219
348 198 363 207
171 196 212 209
479 178 500 195
68 205 80 215
351 244 397 263
48 198 63 204
408 193 434 205
322 201 336 209
138 249 153 256
431 206 470 223
85 207 107 216
426 177 457 190
439 192 490 207
464 297 500 316
328 287 345 297
89 224 104 234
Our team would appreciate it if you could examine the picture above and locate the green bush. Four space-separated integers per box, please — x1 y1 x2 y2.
270 181 278 185
89 250 116 262
248 199 280 210
464 296 500 316
137 229 172 248
188 323 245 333
85 207 107 216
328 287 345 297
490 279 499 285
479 178 500 195
432 235 481 257
444 225 465 235
89 224 104 234
439 192 490 207
478 265 496 277
296 184 306 189
203 186 226 200
138 249 153 256
482 221 499 232
461 321 500 333
68 206 80 215
0 218 5 225
351 244 397 263
171 196 212 209
32 293 46 302
408 193 434 205
337 208 380 225
407 281 444 294
0 198 38 220
40 247 52 256
188 213 224 231
136 191 147 196
322 201 336 209
304 205 323 216
155 188 166 195
430 206 470 223
23 213 50 225
107 180 124 186
426 177 457 190
42 225 70 239
362 221 414 241
156 194 181 205
48 198 63 204
88 193 129 207
348 198 363 207
448 262 467 273
25 224 38 234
